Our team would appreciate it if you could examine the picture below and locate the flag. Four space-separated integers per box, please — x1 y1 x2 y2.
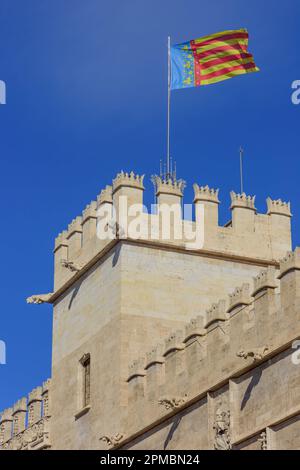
170 29 259 90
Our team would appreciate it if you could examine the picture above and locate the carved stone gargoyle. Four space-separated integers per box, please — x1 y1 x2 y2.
158 395 188 411
26 293 53 304
61 259 82 272
99 433 124 448
237 346 269 362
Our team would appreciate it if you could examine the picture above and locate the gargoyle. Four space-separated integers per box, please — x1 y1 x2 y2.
237 346 269 362
99 433 124 447
158 395 187 410
26 293 53 304
61 259 82 272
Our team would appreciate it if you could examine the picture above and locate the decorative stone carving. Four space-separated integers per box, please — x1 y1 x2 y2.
230 191 256 211
237 345 269 362
227 284 252 313
279 248 300 278
67 216 83 237
258 431 268 450
145 343 164 369
193 184 220 204
112 171 145 193
60 259 82 272
184 315 206 342
158 395 188 411
164 330 185 356
252 267 278 296
213 408 231 450
54 230 69 251
266 197 291 217
26 293 53 304
155 177 185 197
97 185 113 207
205 299 227 329
82 201 97 223
0 417 50 451
99 433 124 448
127 357 146 382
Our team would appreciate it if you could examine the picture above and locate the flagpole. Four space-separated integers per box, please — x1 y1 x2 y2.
239 146 244 194
167 35 171 179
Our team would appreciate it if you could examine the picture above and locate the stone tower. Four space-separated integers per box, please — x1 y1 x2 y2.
1 170 299 450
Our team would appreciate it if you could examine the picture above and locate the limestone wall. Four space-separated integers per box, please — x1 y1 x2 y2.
119 248 300 450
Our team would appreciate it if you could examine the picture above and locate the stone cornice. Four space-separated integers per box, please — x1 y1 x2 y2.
48 239 279 305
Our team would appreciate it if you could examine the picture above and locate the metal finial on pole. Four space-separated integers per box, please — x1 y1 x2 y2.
239 146 244 194
167 36 171 180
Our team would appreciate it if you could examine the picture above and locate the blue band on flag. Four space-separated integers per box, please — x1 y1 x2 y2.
171 42 194 90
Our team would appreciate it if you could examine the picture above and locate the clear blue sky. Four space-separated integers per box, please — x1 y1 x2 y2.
0 0 299 411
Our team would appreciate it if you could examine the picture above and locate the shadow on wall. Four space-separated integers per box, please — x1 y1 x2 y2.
164 415 182 449
241 368 263 410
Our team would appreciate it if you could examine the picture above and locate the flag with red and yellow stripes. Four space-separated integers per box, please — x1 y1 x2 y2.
171 29 259 89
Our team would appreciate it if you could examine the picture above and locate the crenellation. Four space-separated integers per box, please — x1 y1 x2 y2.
42 379 51 418
112 171 145 193
163 330 185 356
0 380 52 450
145 344 165 397
227 283 253 315
82 201 97 245
184 315 206 343
193 184 220 204
163 331 185 387
267 197 292 217
51 173 293 292
279 248 300 278
252 266 278 297
27 387 42 426
145 343 165 370
194 184 220 230
205 299 228 330
230 191 256 233
230 191 256 211
0 408 13 444
97 184 113 207
279 248 300 312
127 357 146 382
66 216 83 258
12 398 27 436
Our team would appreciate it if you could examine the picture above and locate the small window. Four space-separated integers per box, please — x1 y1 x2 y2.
80 353 91 408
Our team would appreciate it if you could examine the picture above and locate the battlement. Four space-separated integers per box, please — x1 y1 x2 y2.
52 170 292 291
0 379 51 450
124 247 300 445
193 184 220 204
230 191 256 210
